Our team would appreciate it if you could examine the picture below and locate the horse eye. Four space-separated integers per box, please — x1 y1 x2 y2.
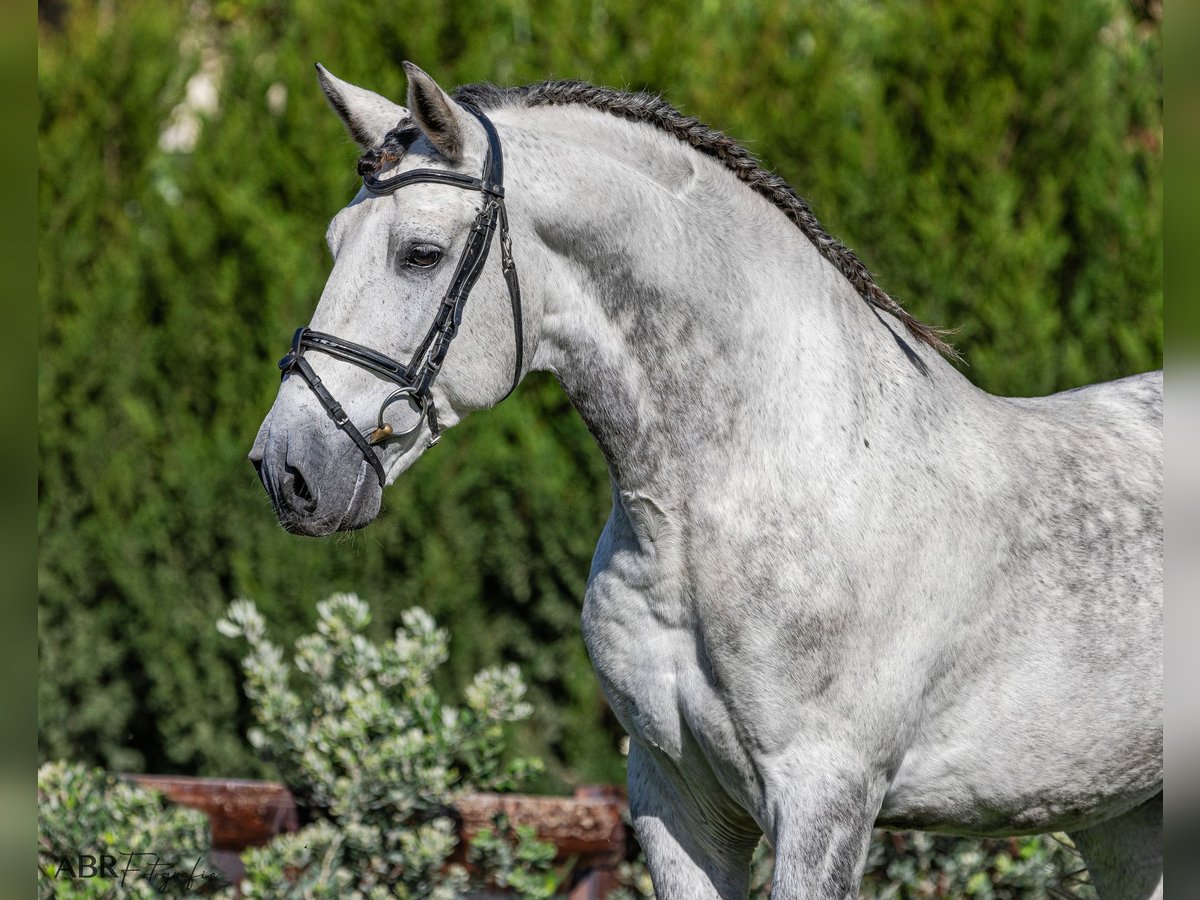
406 245 443 269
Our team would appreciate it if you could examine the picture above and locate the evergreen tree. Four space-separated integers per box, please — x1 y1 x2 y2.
39 0 1161 786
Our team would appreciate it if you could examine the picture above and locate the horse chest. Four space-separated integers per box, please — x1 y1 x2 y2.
582 574 694 759
580 501 717 762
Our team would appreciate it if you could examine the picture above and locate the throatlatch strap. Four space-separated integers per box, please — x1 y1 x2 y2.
498 201 523 396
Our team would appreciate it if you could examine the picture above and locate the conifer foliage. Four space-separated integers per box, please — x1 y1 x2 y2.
38 0 1161 785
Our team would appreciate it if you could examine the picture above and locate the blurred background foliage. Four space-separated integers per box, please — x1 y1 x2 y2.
38 0 1161 792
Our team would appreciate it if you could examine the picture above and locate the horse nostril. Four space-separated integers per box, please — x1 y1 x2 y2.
285 463 317 513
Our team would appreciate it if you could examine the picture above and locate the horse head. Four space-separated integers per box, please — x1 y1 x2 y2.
250 64 529 535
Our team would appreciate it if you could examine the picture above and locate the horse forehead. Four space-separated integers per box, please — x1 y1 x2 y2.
327 186 476 254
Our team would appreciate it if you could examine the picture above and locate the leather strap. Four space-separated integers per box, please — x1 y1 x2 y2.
498 200 523 394
363 167 504 198
278 343 388 486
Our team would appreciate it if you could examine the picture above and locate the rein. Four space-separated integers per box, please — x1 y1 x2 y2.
277 103 523 486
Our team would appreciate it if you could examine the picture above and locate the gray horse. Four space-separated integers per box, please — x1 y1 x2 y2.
250 64 1162 899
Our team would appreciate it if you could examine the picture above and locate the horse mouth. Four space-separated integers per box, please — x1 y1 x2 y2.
279 511 366 537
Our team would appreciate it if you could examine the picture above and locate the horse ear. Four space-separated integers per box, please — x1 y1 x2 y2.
403 62 474 163
315 63 408 150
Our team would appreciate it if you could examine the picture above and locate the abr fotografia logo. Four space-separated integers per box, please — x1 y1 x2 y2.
43 851 224 892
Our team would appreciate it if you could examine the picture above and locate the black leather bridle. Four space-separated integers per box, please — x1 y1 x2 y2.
277 103 523 487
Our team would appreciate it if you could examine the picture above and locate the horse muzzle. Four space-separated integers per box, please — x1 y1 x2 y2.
249 429 381 536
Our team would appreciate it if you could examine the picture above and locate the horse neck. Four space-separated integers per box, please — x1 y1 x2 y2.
504 107 981 503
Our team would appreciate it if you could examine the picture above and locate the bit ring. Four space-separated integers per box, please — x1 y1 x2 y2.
368 388 428 444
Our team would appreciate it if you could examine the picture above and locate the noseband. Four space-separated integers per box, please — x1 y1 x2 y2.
277 103 523 487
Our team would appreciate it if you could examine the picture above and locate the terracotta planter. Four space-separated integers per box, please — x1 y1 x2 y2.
125 775 632 897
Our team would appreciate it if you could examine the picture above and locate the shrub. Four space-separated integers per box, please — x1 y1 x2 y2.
39 0 1161 790
616 829 1095 899
38 597 559 898
857 830 1095 899
37 761 215 898
218 594 559 898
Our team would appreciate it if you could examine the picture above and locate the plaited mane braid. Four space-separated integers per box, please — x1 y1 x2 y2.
360 80 957 360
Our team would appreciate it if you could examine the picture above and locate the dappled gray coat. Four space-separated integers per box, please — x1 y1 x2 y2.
251 64 1163 899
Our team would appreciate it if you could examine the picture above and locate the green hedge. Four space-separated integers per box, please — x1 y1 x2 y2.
38 0 1161 788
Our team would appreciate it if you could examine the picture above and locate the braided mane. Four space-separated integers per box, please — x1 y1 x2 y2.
359 80 956 359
